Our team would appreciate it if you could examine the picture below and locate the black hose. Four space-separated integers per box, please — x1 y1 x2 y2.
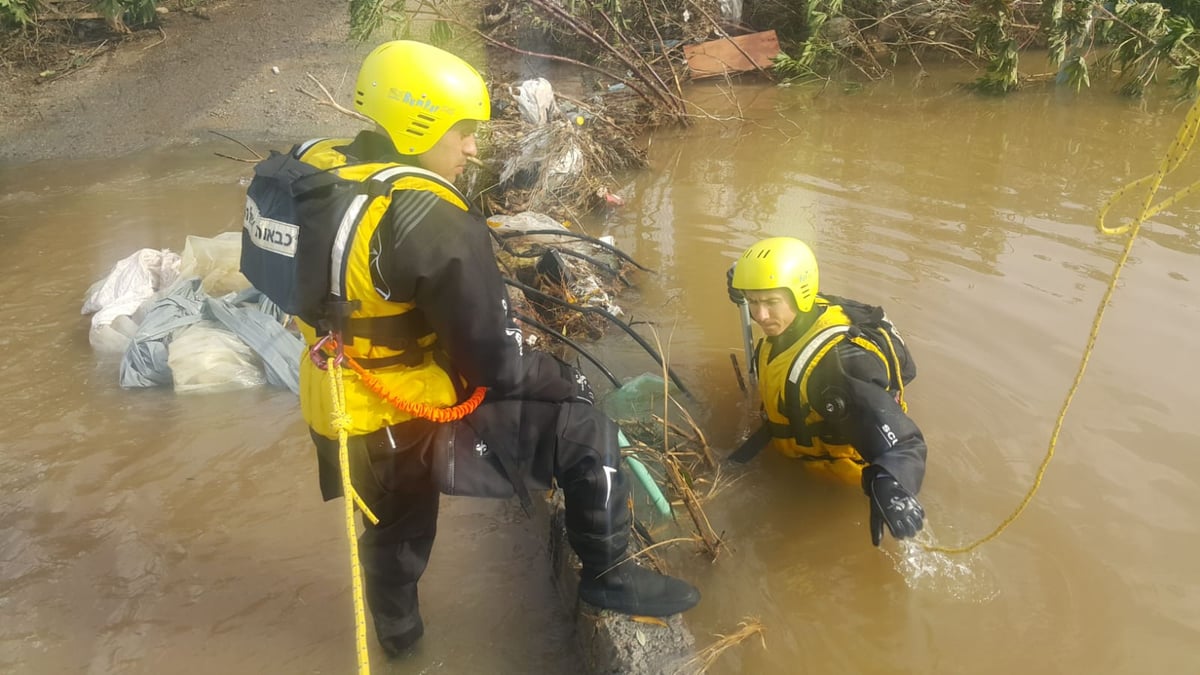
495 228 654 272
504 277 692 398
513 312 622 388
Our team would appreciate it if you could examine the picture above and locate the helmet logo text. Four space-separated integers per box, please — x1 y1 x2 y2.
388 88 441 114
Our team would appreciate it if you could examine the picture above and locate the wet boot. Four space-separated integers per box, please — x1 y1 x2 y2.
376 606 424 658
558 406 699 616
578 560 701 617
359 516 437 659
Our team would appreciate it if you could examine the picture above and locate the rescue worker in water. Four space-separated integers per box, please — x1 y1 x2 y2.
727 237 927 545
284 41 699 656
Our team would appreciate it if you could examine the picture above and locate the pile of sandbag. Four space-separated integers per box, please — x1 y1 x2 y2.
81 232 303 395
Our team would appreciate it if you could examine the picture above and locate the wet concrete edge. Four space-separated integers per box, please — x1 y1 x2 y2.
539 493 697 675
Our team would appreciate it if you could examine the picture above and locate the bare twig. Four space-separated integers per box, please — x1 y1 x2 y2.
44 39 110 83
213 152 259 164
595 5 682 104
669 396 717 470
459 17 658 109
142 26 167 51
298 72 372 123
675 618 767 674
647 323 723 559
530 0 687 118
208 130 264 162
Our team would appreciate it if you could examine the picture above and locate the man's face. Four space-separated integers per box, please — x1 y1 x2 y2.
418 120 479 181
744 288 798 337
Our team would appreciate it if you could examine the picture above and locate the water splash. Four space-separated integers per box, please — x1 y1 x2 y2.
883 526 1000 603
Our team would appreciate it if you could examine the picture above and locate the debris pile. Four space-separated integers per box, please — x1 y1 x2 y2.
81 232 302 395
475 76 647 222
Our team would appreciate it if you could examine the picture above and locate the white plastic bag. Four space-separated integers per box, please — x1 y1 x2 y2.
512 78 557 126
179 232 250 296
82 248 182 352
89 315 142 354
167 321 266 393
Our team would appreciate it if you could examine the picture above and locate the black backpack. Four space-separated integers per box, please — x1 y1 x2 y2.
820 293 916 389
239 150 354 328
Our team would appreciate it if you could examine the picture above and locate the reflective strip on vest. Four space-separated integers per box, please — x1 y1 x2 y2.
293 137 330 159
786 325 850 385
325 164 468 300
372 164 466 199
331 193 369 298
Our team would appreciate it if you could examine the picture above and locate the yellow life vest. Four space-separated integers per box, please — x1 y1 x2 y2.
292 138 473 438
755 300 904 484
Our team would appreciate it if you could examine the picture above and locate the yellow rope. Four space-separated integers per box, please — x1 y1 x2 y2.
925 93 1200 555
329 359 377 673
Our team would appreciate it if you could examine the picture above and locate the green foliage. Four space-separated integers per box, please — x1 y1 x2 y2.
1044 0 1069 64
94 0 159 27
804 0 843 38
1060 54 1091 90
970 0 1021 94
1157 0 1200 24
773 41 838 84
332 0 1200 100
566 0 631 32
971 39 1020 94
349 0 385 41
1171 60 1200 95
429 18 452 48
769 0 846 82
349 0 424 41
1 0 35 26
1045 0 1094 66
1098 1 1169 96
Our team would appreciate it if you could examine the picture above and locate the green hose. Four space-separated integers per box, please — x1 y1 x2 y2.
618 430 673 517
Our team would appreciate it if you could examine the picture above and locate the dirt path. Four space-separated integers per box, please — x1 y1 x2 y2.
1 0 370 164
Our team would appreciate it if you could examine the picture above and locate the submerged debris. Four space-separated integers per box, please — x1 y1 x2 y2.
676 618 767 674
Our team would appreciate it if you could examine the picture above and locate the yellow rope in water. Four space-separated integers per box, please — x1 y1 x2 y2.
329 359 378 673
925 93 1200 555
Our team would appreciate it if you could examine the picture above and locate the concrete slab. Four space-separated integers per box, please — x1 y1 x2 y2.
542 494 698 675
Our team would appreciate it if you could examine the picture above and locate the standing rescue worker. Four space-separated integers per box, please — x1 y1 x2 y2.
265 41 699 656
727 237 927 545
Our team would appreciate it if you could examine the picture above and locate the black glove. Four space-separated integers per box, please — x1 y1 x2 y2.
863 466 925 546
726 263 744 304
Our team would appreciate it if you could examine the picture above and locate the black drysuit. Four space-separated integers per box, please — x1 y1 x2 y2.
765 306 927 495
307 131 631 647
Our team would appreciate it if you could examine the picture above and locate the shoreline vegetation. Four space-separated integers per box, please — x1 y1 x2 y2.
7 0 1200 101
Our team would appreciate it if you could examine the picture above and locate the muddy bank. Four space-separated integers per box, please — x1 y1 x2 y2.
1 0 367 164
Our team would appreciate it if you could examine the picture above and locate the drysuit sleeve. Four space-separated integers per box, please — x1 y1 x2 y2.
372 196 574 402
808 341 927 494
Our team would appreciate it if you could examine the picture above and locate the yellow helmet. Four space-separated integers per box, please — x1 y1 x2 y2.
731 237 820 312
354 40 491 156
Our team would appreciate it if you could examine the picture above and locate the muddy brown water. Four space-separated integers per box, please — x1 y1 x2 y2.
3 72 1199 674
